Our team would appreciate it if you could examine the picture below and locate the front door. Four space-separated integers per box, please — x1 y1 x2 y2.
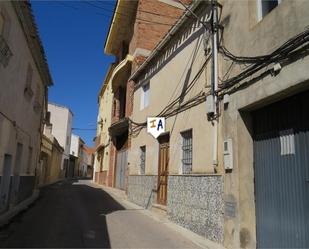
0 154 12 212
253 90 309 248
115 150 127 190
157 134 169 206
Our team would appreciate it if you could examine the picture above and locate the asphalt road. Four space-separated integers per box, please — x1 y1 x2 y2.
0 179 201 248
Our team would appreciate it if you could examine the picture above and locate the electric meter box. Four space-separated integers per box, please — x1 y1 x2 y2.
224 138 233 170
206 95 215 114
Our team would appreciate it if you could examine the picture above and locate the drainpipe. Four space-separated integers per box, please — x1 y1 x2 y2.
211 0 219 168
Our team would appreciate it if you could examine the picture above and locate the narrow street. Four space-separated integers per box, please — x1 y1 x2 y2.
0 180 201 249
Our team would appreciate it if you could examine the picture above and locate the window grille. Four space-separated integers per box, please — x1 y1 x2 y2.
0 34 12 67
140 146 146 175
181 130 192 174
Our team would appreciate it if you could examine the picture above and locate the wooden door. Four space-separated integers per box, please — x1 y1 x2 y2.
157 134 169 206
115 150 127 190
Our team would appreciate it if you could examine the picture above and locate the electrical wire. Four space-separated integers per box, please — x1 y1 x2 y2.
89 1 182 20
129 54 212 137
219 27 309 90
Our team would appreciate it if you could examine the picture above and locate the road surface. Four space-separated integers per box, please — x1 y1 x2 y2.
0 179 201 248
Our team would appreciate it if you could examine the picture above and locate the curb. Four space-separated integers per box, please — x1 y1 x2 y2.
0 190 40 227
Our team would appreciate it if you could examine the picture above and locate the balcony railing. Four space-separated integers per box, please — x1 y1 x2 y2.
0 34 13 67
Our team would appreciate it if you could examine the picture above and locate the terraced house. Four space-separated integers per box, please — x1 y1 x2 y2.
0 1 52 215
95 0 187 189
126 0 309 248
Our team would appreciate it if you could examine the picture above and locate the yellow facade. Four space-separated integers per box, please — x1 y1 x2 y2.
38 134 64 186
94 65 115 180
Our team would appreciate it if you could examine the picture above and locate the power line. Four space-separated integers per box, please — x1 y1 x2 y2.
74 1 179 27
90 1 181 19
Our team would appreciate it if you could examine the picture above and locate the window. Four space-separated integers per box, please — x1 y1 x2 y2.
0 12 12 68
0 13 4 35
26 147 33 174
140 83 150 110
33 83 42 114
24 64 33 100
258 0 281 20
140 146 146 175
181 129 192 174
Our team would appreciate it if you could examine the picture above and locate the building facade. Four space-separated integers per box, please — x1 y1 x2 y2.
127 0 309 248
47 103 73 174
70 134 85 177
0 1 52 213
94 64 114 186
102 0 186 191
128 0 222 243
219 0 309 248
38 133 64 186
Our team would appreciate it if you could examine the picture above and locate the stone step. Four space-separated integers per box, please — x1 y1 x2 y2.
151 203 167 217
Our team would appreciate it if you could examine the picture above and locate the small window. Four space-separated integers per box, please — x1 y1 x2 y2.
0 13 4 35
45 111 51 124
140 146 146 175
258 0 281 20
24 64 33 100
181 129 192 174
140 83 150 110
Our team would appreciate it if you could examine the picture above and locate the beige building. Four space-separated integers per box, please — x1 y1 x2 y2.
38 133 64 187
0 1 52 213
94 64 114 185
128 0 309 248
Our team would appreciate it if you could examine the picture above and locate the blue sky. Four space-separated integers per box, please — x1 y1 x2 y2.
31 1 116 146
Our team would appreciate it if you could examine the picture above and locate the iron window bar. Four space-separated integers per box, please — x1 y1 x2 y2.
0 35 13 67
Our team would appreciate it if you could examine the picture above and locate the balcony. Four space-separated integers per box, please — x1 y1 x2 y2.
0 35 13 67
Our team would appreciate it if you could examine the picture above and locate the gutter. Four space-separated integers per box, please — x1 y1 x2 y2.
129 0 203 82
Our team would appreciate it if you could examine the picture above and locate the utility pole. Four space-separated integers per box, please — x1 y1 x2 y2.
211 0 219 168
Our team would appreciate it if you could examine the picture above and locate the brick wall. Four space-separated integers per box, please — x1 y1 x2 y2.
129 0 184 59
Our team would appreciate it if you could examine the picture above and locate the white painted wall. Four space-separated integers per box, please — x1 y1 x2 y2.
47 103 73 168
70 134 79 157
0 2 46 177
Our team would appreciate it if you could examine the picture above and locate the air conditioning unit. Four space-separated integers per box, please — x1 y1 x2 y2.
224 138 233 170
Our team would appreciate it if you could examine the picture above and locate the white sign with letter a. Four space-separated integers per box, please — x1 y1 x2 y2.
147 117 165 138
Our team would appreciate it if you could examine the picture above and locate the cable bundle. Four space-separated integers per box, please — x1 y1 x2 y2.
219 27 309 91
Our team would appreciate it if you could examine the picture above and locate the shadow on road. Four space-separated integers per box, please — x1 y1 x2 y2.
0 179 125 248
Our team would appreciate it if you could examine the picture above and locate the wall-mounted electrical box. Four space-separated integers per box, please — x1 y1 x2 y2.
206 95 215 115
224 138 233 170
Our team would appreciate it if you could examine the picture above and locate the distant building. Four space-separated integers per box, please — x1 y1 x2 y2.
0 1 52 213
70 134 89 177
93 64 114 185
83 146 95 178
46 103 73 174
38 133 64 186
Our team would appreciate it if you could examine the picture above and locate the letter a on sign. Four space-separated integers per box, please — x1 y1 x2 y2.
147 117 165 138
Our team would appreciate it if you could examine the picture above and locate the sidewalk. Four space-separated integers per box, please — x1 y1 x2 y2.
87 180 225 249
0 190 40 227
